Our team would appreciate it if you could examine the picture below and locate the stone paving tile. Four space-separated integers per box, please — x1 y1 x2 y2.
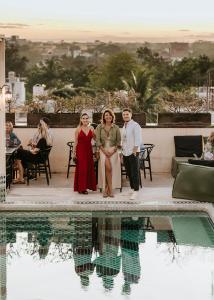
1 173 213 224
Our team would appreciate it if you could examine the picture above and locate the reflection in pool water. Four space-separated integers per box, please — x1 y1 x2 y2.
0 212 214 300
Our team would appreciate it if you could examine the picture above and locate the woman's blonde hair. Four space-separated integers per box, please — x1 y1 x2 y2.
208 131 214 144
102 109 115 124
38 120 52 146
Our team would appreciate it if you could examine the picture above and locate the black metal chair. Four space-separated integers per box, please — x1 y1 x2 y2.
6 155 12 189
47 154 52 178
26 147 52 185
66 141 76 178
139 144 155 181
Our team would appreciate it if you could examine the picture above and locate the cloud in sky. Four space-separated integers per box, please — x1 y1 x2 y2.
186 32 214 39
0 23 29 29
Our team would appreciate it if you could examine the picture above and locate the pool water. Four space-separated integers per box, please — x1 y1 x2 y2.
0 211 214 300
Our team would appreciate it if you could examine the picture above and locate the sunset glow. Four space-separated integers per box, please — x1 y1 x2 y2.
1 0 214 42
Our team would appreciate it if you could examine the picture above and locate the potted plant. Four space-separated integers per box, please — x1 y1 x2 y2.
27 96 82 127
92 90 147 127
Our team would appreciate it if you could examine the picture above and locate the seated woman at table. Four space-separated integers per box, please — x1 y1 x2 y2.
5 122 21 147
204 131 214 160
28 117 53 148
14 120 52 184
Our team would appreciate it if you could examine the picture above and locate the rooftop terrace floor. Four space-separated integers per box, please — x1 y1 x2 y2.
2 173 214 223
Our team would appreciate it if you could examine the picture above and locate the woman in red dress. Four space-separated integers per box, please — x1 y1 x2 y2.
73 113 97 194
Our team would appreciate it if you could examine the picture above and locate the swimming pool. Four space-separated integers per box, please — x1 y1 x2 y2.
0 211 214 300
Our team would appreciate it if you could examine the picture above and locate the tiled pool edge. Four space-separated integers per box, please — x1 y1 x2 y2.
0 201 213 223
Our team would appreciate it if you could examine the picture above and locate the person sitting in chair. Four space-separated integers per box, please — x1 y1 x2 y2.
28 117 53 148
14 120 52 184
204 131 214 160
5 121 21 147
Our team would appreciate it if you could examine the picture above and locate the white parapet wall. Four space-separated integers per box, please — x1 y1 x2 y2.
14 127 214 174
0 37 6 202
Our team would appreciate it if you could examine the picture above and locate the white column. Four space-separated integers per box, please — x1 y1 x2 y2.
0 36 6 202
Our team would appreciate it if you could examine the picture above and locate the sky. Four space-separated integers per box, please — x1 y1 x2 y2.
7 232 214 300
0 0 214 42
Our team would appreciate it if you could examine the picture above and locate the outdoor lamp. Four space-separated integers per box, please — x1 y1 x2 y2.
5 89 12 113
0 84 8 112
0 84 12 112
0 84 9 92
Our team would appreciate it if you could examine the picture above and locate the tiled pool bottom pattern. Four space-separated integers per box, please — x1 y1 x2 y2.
0 211 214 300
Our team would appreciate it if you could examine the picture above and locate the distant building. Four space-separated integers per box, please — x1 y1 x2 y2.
81 52 93 58
73 49 82 58
6 35 27 46
6 71 25 106
169 42 190 61
33 84 47 99
159 48 170 60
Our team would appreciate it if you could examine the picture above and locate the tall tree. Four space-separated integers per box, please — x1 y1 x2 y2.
90 52 138 90
26 57 66 93
137 46 172 89
5 43 28 77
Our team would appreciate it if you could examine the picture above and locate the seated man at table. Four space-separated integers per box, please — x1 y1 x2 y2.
5 121 21 147
14 120 52 184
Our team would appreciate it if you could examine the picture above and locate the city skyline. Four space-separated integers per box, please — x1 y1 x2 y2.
0 0 214 42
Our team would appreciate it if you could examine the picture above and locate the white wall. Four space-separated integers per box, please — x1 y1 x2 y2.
0 38 5 178
13 127 214 174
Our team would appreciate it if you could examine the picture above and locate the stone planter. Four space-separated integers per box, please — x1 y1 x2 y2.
27 113 80 128
158 112 211 127
92 112 146 127
6 113 15 125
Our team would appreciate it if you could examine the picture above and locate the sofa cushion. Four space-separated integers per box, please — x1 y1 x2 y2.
188 159 214 167
172 163 214 202
171 157 192 178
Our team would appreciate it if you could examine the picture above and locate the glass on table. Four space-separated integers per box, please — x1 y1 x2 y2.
13 138 19 146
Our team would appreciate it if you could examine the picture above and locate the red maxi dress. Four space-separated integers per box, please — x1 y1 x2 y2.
74 129 97 192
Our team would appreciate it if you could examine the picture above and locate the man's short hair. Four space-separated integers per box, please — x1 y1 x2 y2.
122 108 132 114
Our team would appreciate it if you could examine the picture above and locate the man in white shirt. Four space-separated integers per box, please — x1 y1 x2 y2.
121 108 142 199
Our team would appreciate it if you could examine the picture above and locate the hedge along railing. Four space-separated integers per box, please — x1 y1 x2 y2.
158 112 212 127
15 111 212 128
92 112 147 127
26 112 147 128
27 113 81 127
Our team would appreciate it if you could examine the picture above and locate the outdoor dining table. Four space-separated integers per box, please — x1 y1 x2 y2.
6 145 20 188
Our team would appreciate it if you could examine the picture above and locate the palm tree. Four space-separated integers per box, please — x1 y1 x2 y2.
122 69 161 113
